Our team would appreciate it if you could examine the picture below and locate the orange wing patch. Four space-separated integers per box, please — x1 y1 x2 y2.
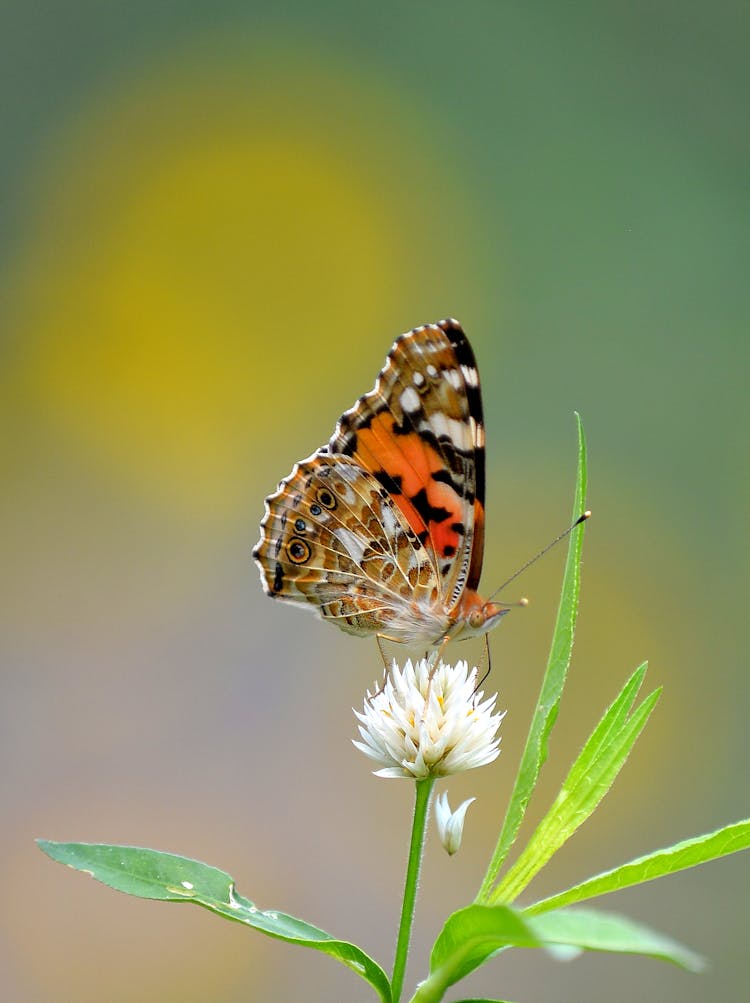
330 321 484 607
353 413 466 562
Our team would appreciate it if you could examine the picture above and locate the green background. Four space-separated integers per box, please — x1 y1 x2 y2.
1 3 747 1001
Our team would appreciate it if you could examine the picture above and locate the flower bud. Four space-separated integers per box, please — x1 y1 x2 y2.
435 791 476 855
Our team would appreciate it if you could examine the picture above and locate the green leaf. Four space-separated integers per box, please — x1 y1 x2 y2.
526 818 750 915
476 415 588 901
415 905 540 1000
418 896 701 1001
491 666 660 903
528 906 704 971
37 841 391 1003
431 905 540 982
560 663 648 792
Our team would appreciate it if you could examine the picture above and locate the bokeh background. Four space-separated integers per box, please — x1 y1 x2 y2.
2 3 748 1001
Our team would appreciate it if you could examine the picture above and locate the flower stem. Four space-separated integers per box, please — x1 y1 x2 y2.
391 778 435 1003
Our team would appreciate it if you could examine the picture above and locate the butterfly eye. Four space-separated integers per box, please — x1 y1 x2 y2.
286 537 311 565
468 609 485 631
315 487 337 510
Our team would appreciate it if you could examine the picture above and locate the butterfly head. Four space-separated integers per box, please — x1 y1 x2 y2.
452 593 510 641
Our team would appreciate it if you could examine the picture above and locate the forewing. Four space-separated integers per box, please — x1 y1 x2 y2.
253 451 442 638
328 318 486 609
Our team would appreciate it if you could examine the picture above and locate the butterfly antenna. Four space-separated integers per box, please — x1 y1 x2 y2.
487 510 591 603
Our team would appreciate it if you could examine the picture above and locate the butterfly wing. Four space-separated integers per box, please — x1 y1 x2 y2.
253 450 448 641
328 319 486 615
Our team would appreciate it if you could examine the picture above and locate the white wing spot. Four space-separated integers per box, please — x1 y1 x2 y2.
445 368 462 390
380 503 400 537
461 364 479 387
400 386 421 413
338 464 360 482
430 413 471 447
427 364 438 378
334 526 366 564
413 371 425 387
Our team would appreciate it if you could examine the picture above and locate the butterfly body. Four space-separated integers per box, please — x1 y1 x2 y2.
253 319 508 646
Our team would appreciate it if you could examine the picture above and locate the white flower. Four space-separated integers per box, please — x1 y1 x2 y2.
435 791 476 855
353 657 505 779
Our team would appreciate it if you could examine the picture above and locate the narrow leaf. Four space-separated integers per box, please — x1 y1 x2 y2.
528 907 704 971
491 672 660 904
37 841 391 1003
526 818 750 915
476 415 588 901
560 663 647 793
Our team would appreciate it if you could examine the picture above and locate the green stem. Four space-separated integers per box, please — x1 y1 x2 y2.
391 778 435 1003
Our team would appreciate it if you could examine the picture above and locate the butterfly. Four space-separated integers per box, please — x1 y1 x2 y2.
253 319 509 646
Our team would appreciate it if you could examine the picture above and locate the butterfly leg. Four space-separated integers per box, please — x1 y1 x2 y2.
427 635 451 678
474 633 493 693
371 634 391 695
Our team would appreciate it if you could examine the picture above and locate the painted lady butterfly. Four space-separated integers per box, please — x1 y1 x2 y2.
253 319 509 646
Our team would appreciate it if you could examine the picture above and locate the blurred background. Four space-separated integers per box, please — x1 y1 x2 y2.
1 2 748 1001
